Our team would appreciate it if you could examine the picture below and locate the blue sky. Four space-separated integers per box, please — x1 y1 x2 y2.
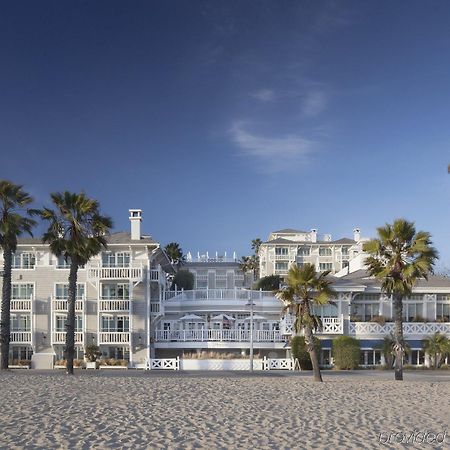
1 1 450 267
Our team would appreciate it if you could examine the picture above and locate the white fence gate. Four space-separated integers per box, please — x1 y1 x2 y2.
148 357 180 370
262 357 298 371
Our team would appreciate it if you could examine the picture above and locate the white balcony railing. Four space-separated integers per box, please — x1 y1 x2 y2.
98 332 130 344
10 331 32 343
164 289 275 302
280 316 344 335
274 254 290 260
99 299 130 312
11 299 32 311
52 332 83 344
155 329 284 343
87 263 143 281
52 299 84 312
349 321 450 336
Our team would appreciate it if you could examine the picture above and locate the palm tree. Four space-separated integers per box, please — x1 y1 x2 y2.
37 192 112 375
378 335 410 368
276 263 335 382
424 332 450 369
164 242 184 266
364 219 437 380
0 181 36 370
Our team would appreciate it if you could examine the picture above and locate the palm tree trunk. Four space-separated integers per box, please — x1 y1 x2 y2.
304 325 322 382
0 247 12 370
393 294 404 381
66 261 78 375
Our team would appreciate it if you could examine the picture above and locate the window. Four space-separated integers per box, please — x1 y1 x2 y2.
319 263 333 271
403 303 423 322
297 247 310 257
319 247 332 256
437 302 450 321
101 252 130 268
351 303 379 321
101 283 129 300
12 284 34 299
275 262 288 272
313 304 338 318
11 314 30 331
341 247 349 256
275 247 289 256
321 349 332 366
12 253 36 269
410 350 425 366
101 315 129 332
11 346 33 361
360 350 382 366
54 315 82 332
55 283 85 300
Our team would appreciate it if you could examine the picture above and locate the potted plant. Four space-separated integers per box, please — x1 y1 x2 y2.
85 344 101 369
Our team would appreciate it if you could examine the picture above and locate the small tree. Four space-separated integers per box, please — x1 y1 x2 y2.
0 181 36 370
85 344 101 362
164 242 185 266
424 332 450 369
254 275 281 291
276 263 335 382
290 335 321 370
332 336 360 369
172 270 194 290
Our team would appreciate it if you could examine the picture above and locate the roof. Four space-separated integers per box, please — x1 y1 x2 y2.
335 269 450 289
327 238 356 244
272 228 309 234
264 238 298 244
17 231 157 246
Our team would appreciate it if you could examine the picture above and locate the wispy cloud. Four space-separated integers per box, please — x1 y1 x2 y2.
251 88 276 102
301 89 328 117
230 121 315 173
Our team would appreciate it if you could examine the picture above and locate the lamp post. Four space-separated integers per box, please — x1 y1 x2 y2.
245 298 256 372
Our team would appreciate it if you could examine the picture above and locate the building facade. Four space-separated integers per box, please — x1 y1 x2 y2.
1 218 450 369
0 210 173 369
259 227 367 278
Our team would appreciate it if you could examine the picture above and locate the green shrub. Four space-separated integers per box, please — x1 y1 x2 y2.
172 270 194 290
332 336 360 369
254 275 281 291
291 336 321 370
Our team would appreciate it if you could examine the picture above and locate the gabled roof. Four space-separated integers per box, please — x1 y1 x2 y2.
264 238 298 244
328 238 356 244
272 228 309 234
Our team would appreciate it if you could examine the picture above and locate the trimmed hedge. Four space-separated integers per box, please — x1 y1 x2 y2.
291 336 321 370
332 336 360 369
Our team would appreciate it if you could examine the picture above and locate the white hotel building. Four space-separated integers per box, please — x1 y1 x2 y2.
1 213 450 369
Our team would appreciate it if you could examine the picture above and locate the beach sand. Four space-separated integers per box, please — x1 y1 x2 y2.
0 370 449 449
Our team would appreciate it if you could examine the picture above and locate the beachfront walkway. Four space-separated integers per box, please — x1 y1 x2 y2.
1 370 449 449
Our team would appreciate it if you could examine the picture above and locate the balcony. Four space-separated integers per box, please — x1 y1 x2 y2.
164 289 275 302
99 299 130 312
98 332 130 344
349 321 450 337
274 254 290 260
155 329 284 343
11 299 32 311
280 316 344 335
52 298 84 312
52 332 83 344
10 331 32 343
87 263 143 281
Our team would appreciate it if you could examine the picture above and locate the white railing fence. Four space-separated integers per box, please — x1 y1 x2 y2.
262 357 297 371
154 329 284 342
350 321 450 336
149 357 180 370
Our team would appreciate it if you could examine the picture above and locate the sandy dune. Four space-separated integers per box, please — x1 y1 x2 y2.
0 370 449 449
